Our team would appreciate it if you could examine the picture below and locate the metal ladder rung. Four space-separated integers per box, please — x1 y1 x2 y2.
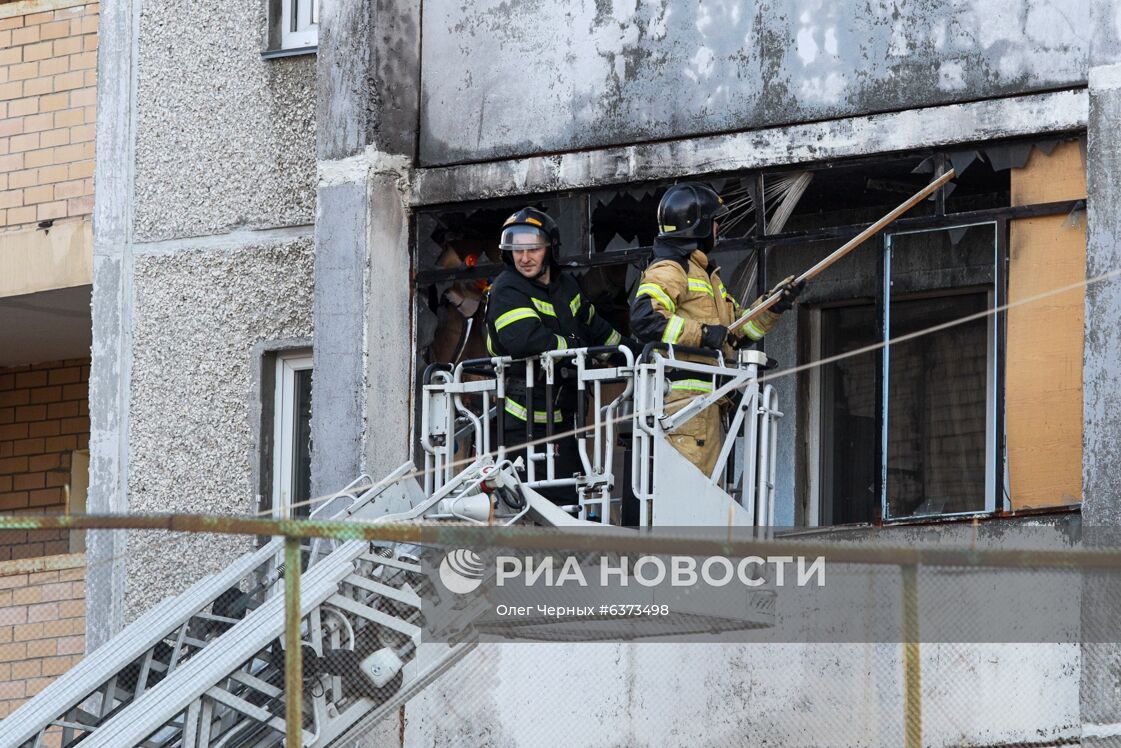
343 574 422 608
359 554 422 573
326 594 422 639
203 686 282 730
46 719 94 733
227 669 283 700
193 611 242 625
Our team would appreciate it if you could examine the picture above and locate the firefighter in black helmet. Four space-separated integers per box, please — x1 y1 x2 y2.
485 207 634 504
629 182 802 475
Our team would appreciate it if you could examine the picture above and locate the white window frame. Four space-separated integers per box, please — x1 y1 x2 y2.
271 351 313 519
270 0 318 54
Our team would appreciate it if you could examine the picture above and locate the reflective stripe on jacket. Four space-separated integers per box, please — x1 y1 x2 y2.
485 269 623 359
485 268 624 421
630 247 749 356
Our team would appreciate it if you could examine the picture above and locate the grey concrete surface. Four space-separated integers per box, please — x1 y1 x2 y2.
364 169 414 481
313 0 420 499
1080 62 1121 737
311 161 415 499
1091 0 1121 69
317 1 421 159
411 90 1087 206
131 0 316 242
316 0 374 161
420 0 1090 164
402 641 1078 746
87 0 137 651
87 255 128 648
1083 64 1121 525
312 180 366 498
123 237 313 617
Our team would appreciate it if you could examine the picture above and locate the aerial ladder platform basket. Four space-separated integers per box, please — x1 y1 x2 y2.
2 343 781 748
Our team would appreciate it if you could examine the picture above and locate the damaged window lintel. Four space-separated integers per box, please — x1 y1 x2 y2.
413 199 1081 286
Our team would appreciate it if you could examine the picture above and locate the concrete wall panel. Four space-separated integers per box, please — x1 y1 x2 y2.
403 642 1078 746
124 237 313 617
420 0 1089 165
1080 63 1121 741
132 1 316 242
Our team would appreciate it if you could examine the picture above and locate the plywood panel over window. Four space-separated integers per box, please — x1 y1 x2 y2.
1006 140 1086 508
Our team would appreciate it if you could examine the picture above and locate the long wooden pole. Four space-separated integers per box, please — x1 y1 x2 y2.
728 168 956 334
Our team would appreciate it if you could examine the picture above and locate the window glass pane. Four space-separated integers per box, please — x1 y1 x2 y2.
885 294 989 518
819 304 878 525
292 368 313 518
276 0 317 49
885 225 996 519
888 224 994 296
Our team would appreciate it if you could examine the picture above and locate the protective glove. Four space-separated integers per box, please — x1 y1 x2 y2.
700 324 729 349
770 275 805 313
730 333 757 351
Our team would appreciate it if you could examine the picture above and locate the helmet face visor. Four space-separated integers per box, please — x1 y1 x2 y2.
499 224 550 252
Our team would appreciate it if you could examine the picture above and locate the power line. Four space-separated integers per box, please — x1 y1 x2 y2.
262 266 1120 518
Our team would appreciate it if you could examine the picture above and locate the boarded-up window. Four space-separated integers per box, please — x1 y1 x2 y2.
1006 141 1086 508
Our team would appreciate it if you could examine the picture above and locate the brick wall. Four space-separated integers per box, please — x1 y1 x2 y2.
0 1 97 231
0 552 84 720
0 358 89 560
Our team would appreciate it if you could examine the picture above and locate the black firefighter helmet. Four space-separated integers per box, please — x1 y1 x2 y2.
498 207 561 273
656 182 729 241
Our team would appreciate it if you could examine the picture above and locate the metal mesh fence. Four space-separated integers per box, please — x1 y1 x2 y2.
0 520 1116 747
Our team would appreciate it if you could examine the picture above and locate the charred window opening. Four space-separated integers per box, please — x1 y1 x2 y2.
416 191 656 370
415 196 588 367
589 187 661 253
412 134 1084 527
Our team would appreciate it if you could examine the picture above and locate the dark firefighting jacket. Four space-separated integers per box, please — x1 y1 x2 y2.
485 268 624 423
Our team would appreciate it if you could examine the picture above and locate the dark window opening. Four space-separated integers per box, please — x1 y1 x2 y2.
589 187 661 254
292 367 313 519
781 156 937 233
412 135 1081 527
819 303 878 526
886 292 990 518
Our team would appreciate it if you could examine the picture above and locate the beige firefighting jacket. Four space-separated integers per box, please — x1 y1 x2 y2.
631 248 775 357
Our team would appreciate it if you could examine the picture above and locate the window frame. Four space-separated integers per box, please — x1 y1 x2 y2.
271 350 313 520
264 0 318 57
806 222 1003 526
879 223 1001 522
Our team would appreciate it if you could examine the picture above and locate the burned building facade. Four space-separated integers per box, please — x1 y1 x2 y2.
63 0 1121 744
